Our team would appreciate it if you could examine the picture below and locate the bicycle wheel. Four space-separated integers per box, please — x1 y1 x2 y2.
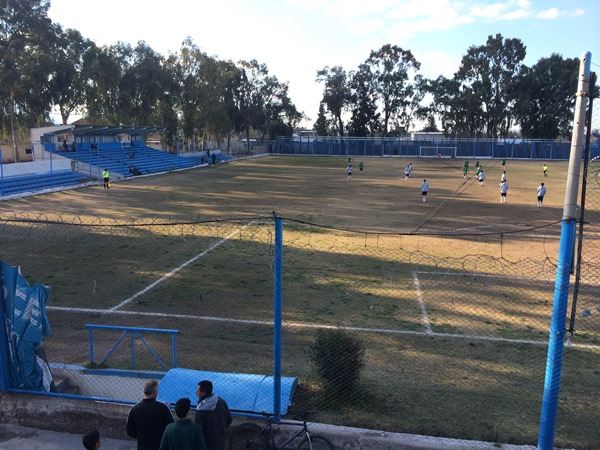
229 422 270 450
296 434 335 450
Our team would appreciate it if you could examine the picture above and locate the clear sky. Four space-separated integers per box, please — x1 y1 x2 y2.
48 0 599 128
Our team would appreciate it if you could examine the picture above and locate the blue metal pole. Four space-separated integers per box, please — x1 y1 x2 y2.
172 334 177 368
273 213 283 421
538 51 591 450
89 328 95 365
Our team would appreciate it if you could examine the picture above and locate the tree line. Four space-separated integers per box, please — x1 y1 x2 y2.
1 0 592 161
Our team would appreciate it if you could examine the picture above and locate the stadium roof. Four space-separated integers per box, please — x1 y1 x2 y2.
71 125 164 136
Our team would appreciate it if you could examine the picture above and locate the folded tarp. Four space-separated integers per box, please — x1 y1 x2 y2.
0 260 52 391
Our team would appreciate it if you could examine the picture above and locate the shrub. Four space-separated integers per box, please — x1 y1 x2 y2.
309 329 366 398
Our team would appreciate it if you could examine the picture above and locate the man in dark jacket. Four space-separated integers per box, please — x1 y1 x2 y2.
160 397 206 450
127 380 174 450
194 380 233 450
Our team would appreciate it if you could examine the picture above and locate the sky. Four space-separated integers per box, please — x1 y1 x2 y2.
47 0 599 128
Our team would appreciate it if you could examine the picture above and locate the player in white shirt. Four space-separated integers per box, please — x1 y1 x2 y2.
499 179 508 203
421 179 429 202
478 171 485 186
537 182 547 207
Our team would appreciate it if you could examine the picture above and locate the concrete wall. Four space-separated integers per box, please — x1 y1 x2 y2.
1 159 72 177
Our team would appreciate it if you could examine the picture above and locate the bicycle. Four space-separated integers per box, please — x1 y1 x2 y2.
228 411 334 450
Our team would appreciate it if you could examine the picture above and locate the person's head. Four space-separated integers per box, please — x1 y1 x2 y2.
143 380 159 399
541 182 544 186
174 397 191 419
423 179 427 182
197 380 213 399
82 429 100 450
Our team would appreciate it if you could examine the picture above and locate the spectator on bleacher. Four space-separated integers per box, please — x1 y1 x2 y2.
102 169 110 189
194 380 232 450
211 153 216 165
71 142 76 152
62 139 69 152
127 380 174 450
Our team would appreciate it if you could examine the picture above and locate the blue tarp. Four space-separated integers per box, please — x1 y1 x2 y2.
0 260 52 391
157 368 298 415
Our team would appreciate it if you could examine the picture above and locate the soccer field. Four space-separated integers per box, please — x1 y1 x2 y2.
1 155 599 449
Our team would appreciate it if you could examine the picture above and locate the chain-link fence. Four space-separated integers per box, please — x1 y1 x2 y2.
0 205 598 448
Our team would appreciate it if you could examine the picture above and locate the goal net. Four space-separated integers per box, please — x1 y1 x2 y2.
419 146 456 158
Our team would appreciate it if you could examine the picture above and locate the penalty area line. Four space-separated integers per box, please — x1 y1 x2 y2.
109 222 254 312
45 306 600 349
412 271 432 335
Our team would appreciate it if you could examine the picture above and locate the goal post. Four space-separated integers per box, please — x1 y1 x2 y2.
419 146 457 158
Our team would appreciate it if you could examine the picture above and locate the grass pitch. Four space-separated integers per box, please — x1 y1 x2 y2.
1 155 599 449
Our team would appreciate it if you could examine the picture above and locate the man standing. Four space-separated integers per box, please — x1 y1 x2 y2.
543 163 548 178
359 161 364 174
159 398 206 450
127 380 174 450
537 182 547 207
102 168 110 189
421 179 429 202
347 164 353 179
499 179 509 203
194 380 233 450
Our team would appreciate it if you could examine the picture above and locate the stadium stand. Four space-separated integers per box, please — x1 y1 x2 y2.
0 170 92 197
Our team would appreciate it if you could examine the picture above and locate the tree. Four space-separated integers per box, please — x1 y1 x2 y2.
48 25 94 124
229 59 300 150
513 54 579 139
427 75 485 138
348 63 380 136
118 41 170 126
364 44 421 137
0 0 52 161
316 66 351 136
82 43 129 124
313 102 330 136
456 34 526 138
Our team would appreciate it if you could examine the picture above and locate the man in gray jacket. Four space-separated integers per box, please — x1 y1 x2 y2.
194 380 233 450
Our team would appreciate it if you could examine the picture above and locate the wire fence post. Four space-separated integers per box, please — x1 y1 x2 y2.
538 51 592 450
273 212 283 421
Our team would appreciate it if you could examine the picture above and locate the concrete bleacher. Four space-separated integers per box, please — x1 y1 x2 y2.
0 170 92 197
54 145 221 178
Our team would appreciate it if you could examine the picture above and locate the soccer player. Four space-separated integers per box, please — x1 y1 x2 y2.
543 163 548 178
359 161 364 174
501 171 506 182
499 179 508 203
347 164 353 179
537 182 547 207
404 165 410 180
478 171 485 186
421 179 429 202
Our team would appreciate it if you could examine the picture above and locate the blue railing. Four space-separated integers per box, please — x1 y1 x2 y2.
85 324 179 371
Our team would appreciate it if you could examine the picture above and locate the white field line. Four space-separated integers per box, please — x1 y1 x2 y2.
412 271 432 335
45 305 600 350
108 222 253 312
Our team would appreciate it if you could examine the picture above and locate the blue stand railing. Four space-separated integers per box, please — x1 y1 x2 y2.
86 324 179 370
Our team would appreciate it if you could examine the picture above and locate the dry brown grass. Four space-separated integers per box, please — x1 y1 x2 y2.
1 155 598 449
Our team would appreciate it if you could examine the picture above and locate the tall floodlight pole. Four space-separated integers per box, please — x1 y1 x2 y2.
538 52 591 450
